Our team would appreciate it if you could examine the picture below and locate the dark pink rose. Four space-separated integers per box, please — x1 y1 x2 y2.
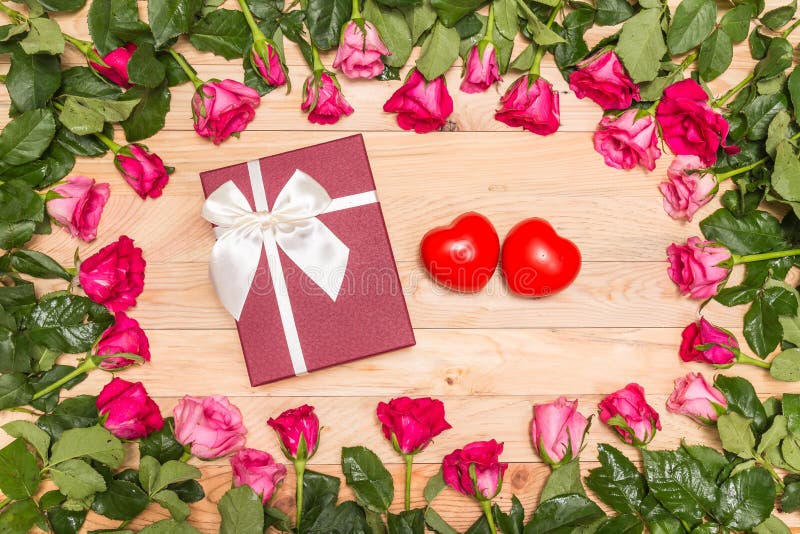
530 397 589 465
599 383 661 446
115 144 170 199
90 43 136 88
460 44 501 94
656 79 739 166
376 397 452 455
301 73 354 125
593 110 661 171
442 440 507 500
667 236 731 299
333 20 390 79
230 448 287 503
192 79 261 145
267 404 320 461
659 156 715 221
78 235 145 312
96 312 150 370
173 395 247 459
680 317 738 365
569 51 639 110
667 372 727 424
97 378 163 440
383 69 453 133
47 176 110 242
495 75 560 135
251 42 287 87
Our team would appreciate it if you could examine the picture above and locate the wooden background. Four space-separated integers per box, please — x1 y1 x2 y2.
2 0 800 531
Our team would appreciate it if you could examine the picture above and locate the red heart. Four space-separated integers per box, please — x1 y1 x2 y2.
501 218 581 297
420 212 500 292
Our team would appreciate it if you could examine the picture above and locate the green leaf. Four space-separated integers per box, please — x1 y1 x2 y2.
524 494 605 534
415 21 460 80
139 519 202 534
138 455 160 494
431 0 484 26
0 221 36 250
149 0 203 48
0 439 41 499
698 28 732 82
341 446 394 513
596 514 643 534
37 0 86 11
640 494 684 534
682 444 728 479
10 250 70 280
153 460 202 493
540 460 585 501
754 37 793 80
766 110 791 159
302 470 341 529
189 9 250 59
58 95 141 136
719 4 752 42
306 0 351 50
524 12 565 45
700 208 786 255
19 17 65 55
760 0 796 29
364 0 413 68
127 43 167 88
91 479 150 521
773 140 800 202
169 479 205 503
0 108 56 167
424 507 459 534
3 420 50 462
154 489 191 521
744 93 788 140
387 509 425 534
0 23 28 43
306 500 370 532
50 459 106 500
36 394 99 440
595 0 633 25
617 9 666 83
667 0 716 54
0 499 40 534
715 285 758 306
642 449 718 524
493 0 517 40
139 417 184 464
6 46 61 112
120 82 172 143
756 415 787 454
770 348 800 381
718 412 756 458
49 426 124 468
55 126 110 157
744 296 782 358
45 505 86 534
218 485 266 534
0 373 34 411
716 467 775 529
404 0 437 43
88 0 147 55
753 516 792 534
27 293 113 353
0 181 43 224
788 66 800 122
585 444 646 515
495 496 524 534
423 468 446 503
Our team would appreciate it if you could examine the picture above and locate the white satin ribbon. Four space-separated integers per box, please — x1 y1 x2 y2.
202 161 378 375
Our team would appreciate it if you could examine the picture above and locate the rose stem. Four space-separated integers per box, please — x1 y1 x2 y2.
31 357 98 401
167 48 204 90
781 17 800 38
480 500 498 534
295 459 306 529
351 0 362 20
403 454 413 511
236 0 268 43
94 131 122 154
522 0 563 77
732 249 800 264
735 351 771 369
713 73 754 108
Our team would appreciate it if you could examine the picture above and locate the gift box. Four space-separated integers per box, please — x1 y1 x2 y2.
199 135 415 386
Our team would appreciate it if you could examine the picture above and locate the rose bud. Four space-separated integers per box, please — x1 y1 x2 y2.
78 235 145 312
667 236 731 299
599 383 661 447
173 395 248 459
460 43 502 94
97 377 163 440
95 312 150 370
569 50 640 110
301 73 354 125
593 110 661 171
442 440 508 501
250 41 287 88
659 156 715 222
495 75 560 135
656 79 739 166
114 144 172 199
667 372 728 424
530 397 590 466
47 176 110 242
333 20 390 79
383 69 453 134
230 448 287 504
89 43 136 88
191 79 261 145
680 317 738 366
376 397 452 455
267 404 320 462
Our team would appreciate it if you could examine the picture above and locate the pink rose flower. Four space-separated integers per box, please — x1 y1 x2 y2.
192 79 261 145
667 236 731 299
680 317 738 365
569 51 640 110
301 73 354 125
593 110 661 171
442 440 507 500
96 312 150 370
383 69 453 133
47 176 110 242
667 372 728 424
230 448 287 503
659 156 715 221
267 404 320 461
173 395 248 459
460 44 502 94
250 42 287 87
495 75 560 135
599 383 661 446
656 79 739 166
114 144 170 199
89 43 136 88
530 397 589 465
97 378 163 440
78 235 145 312
333 20 390 79
376 397 452 455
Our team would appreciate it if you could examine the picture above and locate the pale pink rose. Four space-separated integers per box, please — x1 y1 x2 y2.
659 156 715 221
530 397 589 465
667 237 731 299
230 448 287 503
191 80 260 145
333 20 390 79
47 176 110 242
593 110 661 171
667 372 727 423
173 395 247 459
460 44 501 94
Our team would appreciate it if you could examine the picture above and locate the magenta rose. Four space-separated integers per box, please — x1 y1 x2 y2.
95 312 150 370
250 42 287 87
460 44 501 94
90 43 136 88
301 73 354 125
78 235 145 312
667 372 728 424
192 79 260 145
656 79 739 166
376 397 452 455
659 155 715 221
569 50 640 110
47 176 110 242
495 75 560 135
230 448 287 503
173 395 247 459
267 404 320 461
97 378 163 440
383 69 453 133
680 317 738 365
593 110 661 171
114 144 170 199
333 20 390 79
530 397 589 466
442 440 507 500
667 236 731 299
599 383 661 446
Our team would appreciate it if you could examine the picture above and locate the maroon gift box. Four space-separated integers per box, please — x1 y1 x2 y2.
199 135 415 386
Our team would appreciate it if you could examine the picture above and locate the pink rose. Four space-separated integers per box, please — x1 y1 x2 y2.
47 176 110 242
495 75 560 135
78 235 145 312
267 404 320 461
173 395 248 459
667 372 728 424
376 397 452 455
593 110 661 171
680 317 738 365
656 79 739 166
192 80 260 145
114 144 170 199
230 448 287 503
530 397 589 465
96 378 163 440
569 51 640 110
383 69 453 134
301 73 354 125
95 312 150 370
90 43 136 88
460 44 501 94
659 156 715 221
333 20 390 79
667 236 731 299
599 383 661 446
250 42 287 87
442 440 507 500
